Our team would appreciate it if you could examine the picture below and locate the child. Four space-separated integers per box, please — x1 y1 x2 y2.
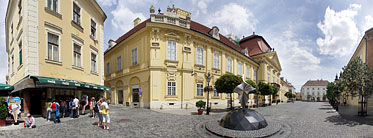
24 113 35 128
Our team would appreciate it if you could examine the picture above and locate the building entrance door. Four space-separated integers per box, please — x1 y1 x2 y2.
118 89 123 104
132 85 140 107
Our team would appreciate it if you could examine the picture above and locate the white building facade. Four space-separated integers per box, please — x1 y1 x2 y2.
301 80 328 101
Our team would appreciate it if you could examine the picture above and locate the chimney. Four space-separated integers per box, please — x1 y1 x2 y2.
108 39 116 48
134 17 141 27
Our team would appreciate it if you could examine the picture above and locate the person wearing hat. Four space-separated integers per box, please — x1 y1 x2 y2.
25 113 35 128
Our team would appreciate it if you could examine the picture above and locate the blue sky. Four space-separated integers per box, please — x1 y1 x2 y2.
1 0 373 91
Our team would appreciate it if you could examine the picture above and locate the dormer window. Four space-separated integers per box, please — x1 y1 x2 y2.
209 26 220 40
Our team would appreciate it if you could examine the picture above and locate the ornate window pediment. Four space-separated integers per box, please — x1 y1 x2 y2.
209 26 220 40
165 32 180 41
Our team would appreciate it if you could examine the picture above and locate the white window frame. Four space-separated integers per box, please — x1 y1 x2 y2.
213 53 219 69
227 58 232 73
106 62 110 75
196 48 204 65
18 38 22 66
131 48 138 66
72 43 82 68
237 62 242 75
267 71 270 82
253 70 257 81
11 54 14 74
167 81 176 96
72 2 81 25
91 19 96 39
90 51 97 73
246 66 250 78
46 32 60 62
196 83 203 96
213 85 219 97
18 0 22 21
167 41 177 60
46 0 59 13
117 56 122 71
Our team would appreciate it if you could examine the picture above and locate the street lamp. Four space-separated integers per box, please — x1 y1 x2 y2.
206 72 211 115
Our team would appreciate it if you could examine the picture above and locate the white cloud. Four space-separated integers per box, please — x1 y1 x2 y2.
316 4 361 57
111 2 146 34
361 15 373 33
206 3 257 35
192 0 212 14
97 0 117 7
0 0 8 83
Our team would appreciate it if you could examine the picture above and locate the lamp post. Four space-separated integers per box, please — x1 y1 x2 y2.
206 72 211 115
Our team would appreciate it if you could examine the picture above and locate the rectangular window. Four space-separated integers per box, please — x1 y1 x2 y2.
213 86 219 97
11 23 13 37
18 40 22 66
73 44 81 67
246 67 250 78
167 41 176 60
47 0 58 12
131 48 138 66
47 33 59 61
91 19 96 38
196 48 203 65
267 71 270 82
196 83 203 96
117 56 122 71
237 63 242 75
91 53 97 73
167 81 176 96
106 62 110 75
73 3 81 24
227 93 231 98
273 76 275 83
213 53 219 69
18 0 22 20
227 58 232 72
253 70 257 81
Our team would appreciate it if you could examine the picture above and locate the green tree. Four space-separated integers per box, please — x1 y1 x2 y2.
326 82 339 105
258 82 273 106
0 97 8 119
271 85 279 104
285 92 293 99
339 57 373 116
215 73 242 110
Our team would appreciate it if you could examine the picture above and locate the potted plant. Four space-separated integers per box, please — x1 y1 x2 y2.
195 100 206 115
0 97 8 126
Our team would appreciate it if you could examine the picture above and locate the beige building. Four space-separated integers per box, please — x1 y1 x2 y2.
300 80 328 101
341 28 373 107
5 0 107 115
104 5 282 109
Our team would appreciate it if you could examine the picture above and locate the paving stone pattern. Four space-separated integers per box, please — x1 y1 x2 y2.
1 102 373 138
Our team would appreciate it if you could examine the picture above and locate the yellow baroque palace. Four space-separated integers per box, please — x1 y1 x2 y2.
104 6 282 109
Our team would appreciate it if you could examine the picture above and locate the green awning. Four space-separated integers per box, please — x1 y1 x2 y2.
0 83 14 91
31 76 111 91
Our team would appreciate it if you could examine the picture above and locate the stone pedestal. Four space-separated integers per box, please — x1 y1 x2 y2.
219 108 267 131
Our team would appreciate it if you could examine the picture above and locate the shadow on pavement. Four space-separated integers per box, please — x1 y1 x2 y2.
325 114 373 127
318 108 334 110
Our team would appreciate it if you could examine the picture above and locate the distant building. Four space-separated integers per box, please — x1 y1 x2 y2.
296 93 301 101
301 80 329 101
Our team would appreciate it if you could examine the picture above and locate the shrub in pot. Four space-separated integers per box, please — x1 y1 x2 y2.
0 97 8 126
195 100 206 115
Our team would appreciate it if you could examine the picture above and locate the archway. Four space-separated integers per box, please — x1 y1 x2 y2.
130 77 141 107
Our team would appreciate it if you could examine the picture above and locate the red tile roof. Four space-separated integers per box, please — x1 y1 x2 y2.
303 80 329 86
106 18 270 61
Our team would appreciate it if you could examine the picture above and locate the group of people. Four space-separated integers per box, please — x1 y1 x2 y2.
89 97 110 130
43 96 110 130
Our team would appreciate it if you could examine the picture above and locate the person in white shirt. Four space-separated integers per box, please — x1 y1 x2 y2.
73 97 79 117
100 97 110 130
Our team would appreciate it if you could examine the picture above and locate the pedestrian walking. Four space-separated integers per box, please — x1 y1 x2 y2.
46 99 52 121
89 97 96 118
82 96 88 115
69 98 74 119
50 99 60 124
60 99 66 118
101 97 110 130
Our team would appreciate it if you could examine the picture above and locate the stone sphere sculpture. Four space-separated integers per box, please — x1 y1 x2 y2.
219 75 268 131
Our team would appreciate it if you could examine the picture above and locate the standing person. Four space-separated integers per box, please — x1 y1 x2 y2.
81 96 88 115
60 99 66 118
50 99 60 124
46 99 52 122
101 97 110 130
89 97 96 118
73 97 79 118
24 113 35 128
97 97 103 127
69 98 75 119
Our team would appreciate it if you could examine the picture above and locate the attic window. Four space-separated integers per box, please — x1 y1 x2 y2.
209 26 220 40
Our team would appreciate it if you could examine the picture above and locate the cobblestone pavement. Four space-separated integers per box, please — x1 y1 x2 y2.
1 102 373 138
